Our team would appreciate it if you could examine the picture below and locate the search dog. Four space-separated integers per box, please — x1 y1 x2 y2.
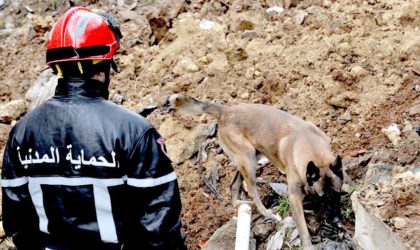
164 94 343 250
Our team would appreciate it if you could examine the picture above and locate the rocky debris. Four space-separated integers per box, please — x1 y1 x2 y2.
241 30 258 39
294 9 308 25
0 0 6 11
257 154 270 167
350 65 368 78
0 28 12 39
390 217 408 229
173 58 200 74
25 70 57 111
353 170 420 250
409 103 420 116
266 216 300 250
0 99 26 124
317 238 353 250
32 15 53 35
266 6 285 15
326 92 359 108
0 123 10 147
120 11 152 46
410 61 420 76
342 153 372 188
381 123 401 146
201 218 256 250
269 182 288 197
363 164 392 185
252 218 276 242
111 92 124 105
144 0 186 44
340 110 352 123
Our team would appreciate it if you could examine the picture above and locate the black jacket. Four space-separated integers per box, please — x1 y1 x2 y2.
1 77 186 250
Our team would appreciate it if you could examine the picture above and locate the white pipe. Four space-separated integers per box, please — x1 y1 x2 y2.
235 201 252 250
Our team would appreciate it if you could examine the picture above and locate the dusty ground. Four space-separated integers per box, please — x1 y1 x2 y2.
0 0 419 249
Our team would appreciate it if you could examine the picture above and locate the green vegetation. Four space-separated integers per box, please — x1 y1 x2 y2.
277 197 290 217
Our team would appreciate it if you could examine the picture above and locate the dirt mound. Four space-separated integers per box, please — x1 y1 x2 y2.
0 0 419 249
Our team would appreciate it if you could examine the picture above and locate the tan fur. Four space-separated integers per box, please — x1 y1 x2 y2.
168 94 341 250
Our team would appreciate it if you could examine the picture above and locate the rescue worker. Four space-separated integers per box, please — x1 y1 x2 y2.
1 7 186 250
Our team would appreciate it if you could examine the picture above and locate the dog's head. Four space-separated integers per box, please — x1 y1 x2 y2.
160 94 186 112
305 155 343 223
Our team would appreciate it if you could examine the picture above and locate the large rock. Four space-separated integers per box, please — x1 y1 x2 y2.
158 118 217 164
202 218 256 250
0 99 26 124
25 70 58 111
0 123 10 147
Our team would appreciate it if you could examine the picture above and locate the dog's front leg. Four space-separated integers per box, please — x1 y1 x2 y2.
288 183 314 250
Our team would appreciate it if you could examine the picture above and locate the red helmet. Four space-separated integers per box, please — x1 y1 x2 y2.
46 7 122 65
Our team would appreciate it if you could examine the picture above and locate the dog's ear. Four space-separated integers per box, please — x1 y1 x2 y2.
306 161 320 186
331 155 343 180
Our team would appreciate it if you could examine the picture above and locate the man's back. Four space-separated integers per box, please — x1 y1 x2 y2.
2 78 185 250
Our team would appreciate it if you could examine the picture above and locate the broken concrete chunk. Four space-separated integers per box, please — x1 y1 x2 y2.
409 104 420 116
341 110 352 123
111 93 124 105
295 10 308 25
200 20 215 30
270 183 288 197
173 58 200 74
381 123 401 146
0 99 26 124
391 217 408 229
266 6 285 14
350 65 368 77
241 30 258 39
25 70 58 111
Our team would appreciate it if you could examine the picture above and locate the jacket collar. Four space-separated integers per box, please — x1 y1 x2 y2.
54 77 109 100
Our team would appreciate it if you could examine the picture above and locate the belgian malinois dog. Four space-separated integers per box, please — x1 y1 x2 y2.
165 94 343 250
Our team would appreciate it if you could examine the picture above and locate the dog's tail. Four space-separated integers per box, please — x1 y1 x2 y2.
167 94 225 119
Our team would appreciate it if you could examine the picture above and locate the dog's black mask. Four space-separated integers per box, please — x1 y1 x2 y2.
306 156 343 223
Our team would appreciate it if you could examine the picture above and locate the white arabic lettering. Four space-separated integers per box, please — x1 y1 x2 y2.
17 146 59 166
17 145 118 169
